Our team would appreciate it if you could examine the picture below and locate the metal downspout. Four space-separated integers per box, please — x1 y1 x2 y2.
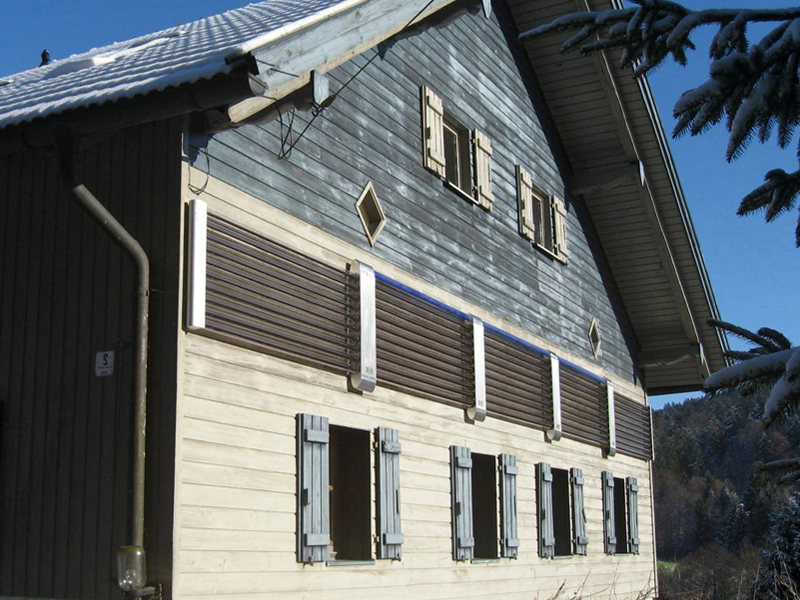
55 137 151 587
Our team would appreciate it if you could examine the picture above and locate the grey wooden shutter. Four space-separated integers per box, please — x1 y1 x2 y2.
472 130 493 210
602 470 616 555
375 427 403 559
421 85 446 177
499 454 519 558
450 445 474 561
571 468 588 555
296 413 330 564
627 477 640 554
537 462 555 558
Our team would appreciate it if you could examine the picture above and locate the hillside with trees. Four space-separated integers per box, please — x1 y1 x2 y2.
653 392 800 598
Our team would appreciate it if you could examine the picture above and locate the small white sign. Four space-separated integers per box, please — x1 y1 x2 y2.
95 351 115 377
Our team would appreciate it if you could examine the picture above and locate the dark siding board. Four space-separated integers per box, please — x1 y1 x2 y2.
0 121 180 600
198 10 636 381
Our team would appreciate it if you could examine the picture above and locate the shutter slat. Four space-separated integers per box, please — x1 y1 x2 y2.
602 471 616 555
297 414 330 564
516 165 536 240
499 454 519 558
421 86 446 176
627 477 640 554
376 427 403 559
571 467 588 555
450 446 474 561
537 463 555 558
473 130 493 209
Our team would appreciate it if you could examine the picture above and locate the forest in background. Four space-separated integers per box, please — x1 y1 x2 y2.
653 392 800 599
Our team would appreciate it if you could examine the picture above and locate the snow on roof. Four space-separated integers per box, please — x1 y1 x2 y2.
0 0 357 131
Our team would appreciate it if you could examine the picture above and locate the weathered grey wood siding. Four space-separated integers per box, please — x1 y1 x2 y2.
190 6 638 384
0 120 182 599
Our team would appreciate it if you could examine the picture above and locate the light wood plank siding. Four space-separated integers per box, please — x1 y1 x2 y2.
190 6 639 384
0 120 181 599
177 333 656 600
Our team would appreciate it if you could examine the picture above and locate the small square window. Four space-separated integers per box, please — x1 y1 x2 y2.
421 85 493 210
355 181 386 246
516 165 568 262
472 453 498 559
589 319 601 357
613 476 629 554
551 468 572 557
443 117 472 196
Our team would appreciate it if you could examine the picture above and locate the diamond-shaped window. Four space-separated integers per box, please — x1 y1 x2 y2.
355 182 386 246
588 319 601 357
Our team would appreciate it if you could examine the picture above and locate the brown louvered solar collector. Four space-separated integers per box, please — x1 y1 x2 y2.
560 364 608 448
376 279 470 408
485 329 551 430
615 394 653 460
205 214 352 375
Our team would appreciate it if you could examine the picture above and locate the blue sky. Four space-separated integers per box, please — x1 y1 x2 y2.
1 1 796 410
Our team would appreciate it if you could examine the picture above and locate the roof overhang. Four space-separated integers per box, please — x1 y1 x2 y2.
511 0 728 393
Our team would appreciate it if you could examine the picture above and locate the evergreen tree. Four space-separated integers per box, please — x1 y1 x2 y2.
753 493 800 599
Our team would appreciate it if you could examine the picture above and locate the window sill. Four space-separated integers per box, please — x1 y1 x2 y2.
326 559 376 567
443 180 480 206
470 558 501 564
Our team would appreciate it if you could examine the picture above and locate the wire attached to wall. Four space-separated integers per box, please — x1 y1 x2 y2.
277 0 438 158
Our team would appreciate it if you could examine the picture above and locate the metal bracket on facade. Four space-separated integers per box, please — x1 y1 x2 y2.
349 260 377 392
606 382 617 457
546 354 562 441
466 316 486 422
186 199 208 330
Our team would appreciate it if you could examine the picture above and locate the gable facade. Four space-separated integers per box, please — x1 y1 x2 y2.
0 1 721 599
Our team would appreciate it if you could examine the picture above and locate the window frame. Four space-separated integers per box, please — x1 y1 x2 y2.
602 471 639 555
421 85 493 211
296 414 403 565
516 164 568 263
450 446 518 562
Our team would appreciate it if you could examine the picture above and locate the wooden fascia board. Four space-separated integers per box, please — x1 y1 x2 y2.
226 0 462 124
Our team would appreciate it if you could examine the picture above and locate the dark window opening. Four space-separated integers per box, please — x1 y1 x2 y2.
329 425 371 560
552 468 572 557
472 453 498 559
614 477 628 554
443 117 471 195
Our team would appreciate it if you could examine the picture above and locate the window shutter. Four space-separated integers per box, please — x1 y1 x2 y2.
421 85 446 177
552 195 568 262
296 413 330 564
601 471 616 554
499 454 519 558
516 165 535 241
571 468 588 555
537 462 555 558
375 427 403 559
472 130 493 210
450 445 474 561
627 477 640 554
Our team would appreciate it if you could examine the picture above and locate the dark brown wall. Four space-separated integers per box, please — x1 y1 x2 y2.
0 118 182 599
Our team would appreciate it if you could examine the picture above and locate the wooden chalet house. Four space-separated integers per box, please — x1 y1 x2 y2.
0 0 727 598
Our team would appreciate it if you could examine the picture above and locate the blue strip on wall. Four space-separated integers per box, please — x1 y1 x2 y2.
376 272 607 386
375 272 471 321
483 323 549 358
